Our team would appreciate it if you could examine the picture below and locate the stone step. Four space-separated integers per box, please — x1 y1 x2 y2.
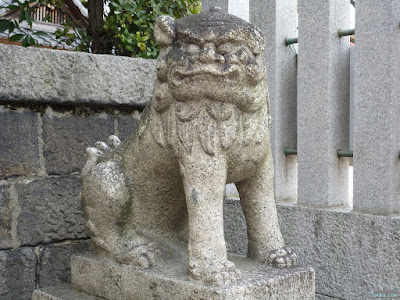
32 284 105 300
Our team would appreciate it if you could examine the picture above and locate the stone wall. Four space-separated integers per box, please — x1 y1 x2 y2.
0 44 156 299
224 199 400 300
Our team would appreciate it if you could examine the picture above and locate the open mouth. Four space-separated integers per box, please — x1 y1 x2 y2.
172 64 241 83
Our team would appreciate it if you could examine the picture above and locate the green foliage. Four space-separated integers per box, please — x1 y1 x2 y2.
0 1 31 44
54 22 92 51
0 0 89 50
0 0 201 58
104 0 201 58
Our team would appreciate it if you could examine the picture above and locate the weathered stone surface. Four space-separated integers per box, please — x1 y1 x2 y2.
0 109 40 178
250 0 298 202
0 247 36 300
227 0 249 22
16 176 87 246
80 9 297 288
202 0 228 13
276 203 400 300
38 240 91 288
315 294 341 300
353 1 400 214
297 0 350 206
223 198 247 256
116 115 139 141
42 113 114 174
33 285 103 300
71 253 314 300
0 184 12 249
0 44 157 109
224 183 239 198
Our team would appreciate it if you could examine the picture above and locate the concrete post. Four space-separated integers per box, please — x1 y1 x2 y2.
297 0 350 207
250 0 298 202
353 1 400 214
228 0 249 22
202 0 228 13
202 0 249 22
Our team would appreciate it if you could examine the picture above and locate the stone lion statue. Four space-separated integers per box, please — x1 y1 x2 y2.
81 7 297 286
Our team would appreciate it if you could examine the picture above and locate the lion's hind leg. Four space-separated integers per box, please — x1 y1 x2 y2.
81 135 157 268
236 149 298 268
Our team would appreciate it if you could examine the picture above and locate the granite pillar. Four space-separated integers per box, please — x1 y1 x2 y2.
202 0 228 14
297 0 350 207
250 0 298 202
353 1 400 214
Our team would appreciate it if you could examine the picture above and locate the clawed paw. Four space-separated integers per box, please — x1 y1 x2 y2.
87 135 121 160
115 241 160 269
82 135 122 177
189 259 242 286
267 248 297 268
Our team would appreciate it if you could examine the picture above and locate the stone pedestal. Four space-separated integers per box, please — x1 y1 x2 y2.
33 252 315 300
33 285 101 300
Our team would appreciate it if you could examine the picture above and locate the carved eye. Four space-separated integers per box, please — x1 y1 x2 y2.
235 46 254 61
185 44 200 55
216 42 237 55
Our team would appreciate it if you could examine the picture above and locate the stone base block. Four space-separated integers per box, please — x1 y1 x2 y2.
69 253 314 300
32 284 103 300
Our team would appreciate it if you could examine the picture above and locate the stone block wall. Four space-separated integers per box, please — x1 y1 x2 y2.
0 105 142 299
0 44 155 299
223 199 400 300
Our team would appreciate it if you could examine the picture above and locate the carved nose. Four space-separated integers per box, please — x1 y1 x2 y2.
199 47 224 63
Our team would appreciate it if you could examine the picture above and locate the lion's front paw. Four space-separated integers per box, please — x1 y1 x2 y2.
115 241 160 269
267 248 297 268
189 259 242 286
82 135 122 177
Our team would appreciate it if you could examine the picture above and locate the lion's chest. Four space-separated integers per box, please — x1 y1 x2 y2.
225 135 269 183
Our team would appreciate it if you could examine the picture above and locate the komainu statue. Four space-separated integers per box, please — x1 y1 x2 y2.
81 7 297 286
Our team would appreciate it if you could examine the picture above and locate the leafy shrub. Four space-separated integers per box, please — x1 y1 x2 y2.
0 0 91 50
0 0 201 58
104 0 201 58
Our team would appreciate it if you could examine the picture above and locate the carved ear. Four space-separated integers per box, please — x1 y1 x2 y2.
155 15 176 46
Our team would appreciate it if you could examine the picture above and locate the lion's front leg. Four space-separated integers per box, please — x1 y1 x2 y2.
236 148 298 268
179 150 241 286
